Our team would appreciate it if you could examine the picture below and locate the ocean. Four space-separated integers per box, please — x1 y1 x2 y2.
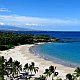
2 31 80 40
31 42 80 67
11 31 80 41
2 31 80 67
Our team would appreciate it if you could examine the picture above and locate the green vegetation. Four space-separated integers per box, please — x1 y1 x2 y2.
34 35 50 42
0 56 39 80
0 32 54 50
0 56 80 80
43 66 58 80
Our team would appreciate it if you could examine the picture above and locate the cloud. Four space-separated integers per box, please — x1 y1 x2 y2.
25 23 44 26
0 22 4 25
0 15 80 30
0 8 11 12
26 23 39 26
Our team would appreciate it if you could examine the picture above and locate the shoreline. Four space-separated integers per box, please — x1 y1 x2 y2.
29 43 79 68
0 43 75 79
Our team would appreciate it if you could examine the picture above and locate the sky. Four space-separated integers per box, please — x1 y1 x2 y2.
0 0 80 31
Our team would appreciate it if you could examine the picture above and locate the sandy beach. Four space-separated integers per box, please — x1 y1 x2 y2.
0 43 75 79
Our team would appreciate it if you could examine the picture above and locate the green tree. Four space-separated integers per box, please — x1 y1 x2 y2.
24 63 29 72
73 67 80 79
14 61 22 76
31 62 39 74
44 69 52 79
0 56 7 80
66 73 73 80
49 66 58 80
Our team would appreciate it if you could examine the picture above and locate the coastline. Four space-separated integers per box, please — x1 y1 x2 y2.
0 43 75 79
30 42 79 68
30 43 79 68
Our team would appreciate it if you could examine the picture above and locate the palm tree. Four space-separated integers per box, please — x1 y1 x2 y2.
1 56 4 62
28 62 39 75
7 57 13 74
27 62 39 80
14 60 22 76
11 62 16 78
3 58 14 79
7 60 22 79
44 69 52 79
0 56 8 80
44 66 58 80
31 62 35 67
28 64 34 75
24 63 29 72
31 62 39 74
66 73 73 80
73 67 80 79
49 66 58 80
0 56 13 80
8 57 13 64
1 56 6 63
1 63 5 80
5 62 12 77
33 67 39 74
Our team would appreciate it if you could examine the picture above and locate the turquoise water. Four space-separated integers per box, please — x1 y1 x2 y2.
31 42 80 67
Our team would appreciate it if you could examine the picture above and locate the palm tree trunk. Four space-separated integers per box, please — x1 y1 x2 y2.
52 74 54 80
31 71 32 75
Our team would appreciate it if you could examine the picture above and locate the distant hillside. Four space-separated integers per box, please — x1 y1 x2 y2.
0 25 33 31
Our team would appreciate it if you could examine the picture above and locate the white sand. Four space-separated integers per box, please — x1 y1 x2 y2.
0 44 75 79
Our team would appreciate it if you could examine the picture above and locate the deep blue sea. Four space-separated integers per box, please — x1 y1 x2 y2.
2 31 80 67
12 31 80 40
3 31 80 40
